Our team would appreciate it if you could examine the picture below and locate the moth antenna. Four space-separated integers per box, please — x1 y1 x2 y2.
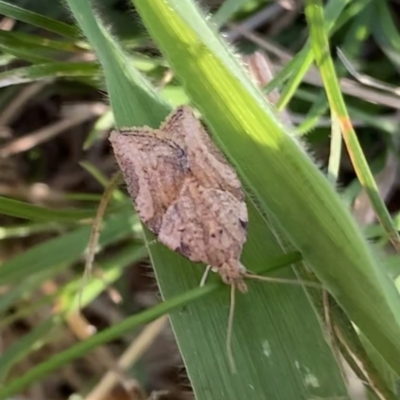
227 284 237 373
244 272 322 289
199 265 212 287
79 172 122 309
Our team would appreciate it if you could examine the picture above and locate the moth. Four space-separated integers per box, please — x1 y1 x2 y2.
108 106 318 370
109 106 249 293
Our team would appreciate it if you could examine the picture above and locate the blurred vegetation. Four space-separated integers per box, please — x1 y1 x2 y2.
1 0 400 399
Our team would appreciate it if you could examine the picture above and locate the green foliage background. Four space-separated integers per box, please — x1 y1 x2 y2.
1 1 400 399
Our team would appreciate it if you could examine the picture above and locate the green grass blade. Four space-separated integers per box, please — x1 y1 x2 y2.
211 0 249 26
295 87 400 137
0 269 58 315
297 91 329 134
341 2 374 57
62 0 169 127
0 196 95 222
372 1 400 69
0 0 80 39
305 0 400 251
0 319 57 382
0 222 64 239
131 0 400 377
83 108 114 149
0 39 51 63
275 0 350 109
0 30 80 53
0 61 99 88
328 115 342 183
0 208 135 285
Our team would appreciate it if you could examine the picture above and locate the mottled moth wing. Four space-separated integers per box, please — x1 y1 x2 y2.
158 177 248 280
109 128 189 233
161 106 245 203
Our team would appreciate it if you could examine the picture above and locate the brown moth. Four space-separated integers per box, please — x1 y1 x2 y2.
109 106 319 371
109 106 249 293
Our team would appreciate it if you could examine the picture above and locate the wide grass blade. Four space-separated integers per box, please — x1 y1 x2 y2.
132 0 400 377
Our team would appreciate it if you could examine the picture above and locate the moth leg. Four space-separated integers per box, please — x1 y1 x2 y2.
199 265 221 287
199 265 212 287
